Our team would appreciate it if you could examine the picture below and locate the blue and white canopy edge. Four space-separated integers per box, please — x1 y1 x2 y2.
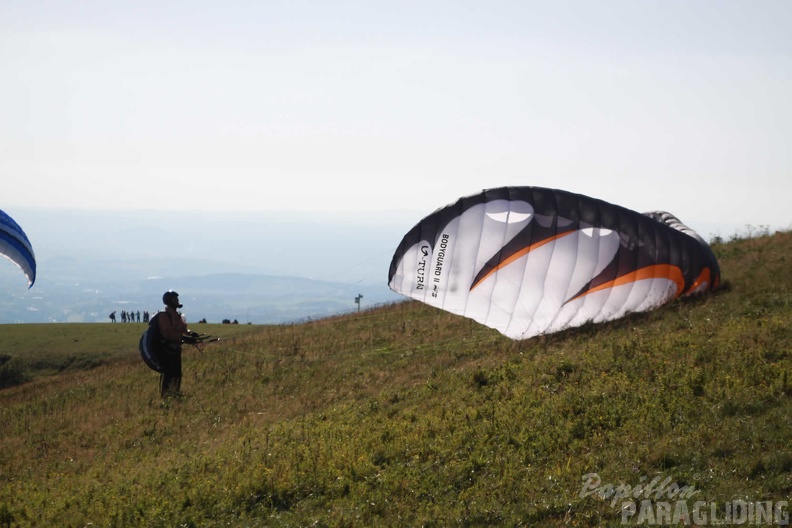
0 210 36 288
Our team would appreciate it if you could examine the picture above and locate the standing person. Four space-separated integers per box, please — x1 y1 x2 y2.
157 290 196 399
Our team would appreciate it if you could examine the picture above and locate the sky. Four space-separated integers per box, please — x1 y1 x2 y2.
2 0 791 235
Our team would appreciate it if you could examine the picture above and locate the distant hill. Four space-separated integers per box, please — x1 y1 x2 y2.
0 269 400 324
0 208 414 323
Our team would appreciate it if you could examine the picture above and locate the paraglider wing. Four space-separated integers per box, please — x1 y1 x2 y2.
388 187 720 340
0 210 36 288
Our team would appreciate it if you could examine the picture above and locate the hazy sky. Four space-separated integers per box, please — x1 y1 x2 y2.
2 0 791 233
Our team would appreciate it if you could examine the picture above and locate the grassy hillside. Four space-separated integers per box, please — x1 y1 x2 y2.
0 322 255 388
0 231 790 527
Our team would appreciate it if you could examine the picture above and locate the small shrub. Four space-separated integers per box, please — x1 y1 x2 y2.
0 361 29 389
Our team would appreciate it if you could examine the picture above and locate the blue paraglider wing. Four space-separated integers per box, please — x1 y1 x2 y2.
0 210 36 288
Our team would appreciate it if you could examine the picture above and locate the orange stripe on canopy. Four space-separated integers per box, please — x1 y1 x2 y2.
684 267 711 295
471 230 576 291
567 264 686 303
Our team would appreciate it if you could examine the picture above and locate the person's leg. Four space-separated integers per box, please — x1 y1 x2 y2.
160 351 183 398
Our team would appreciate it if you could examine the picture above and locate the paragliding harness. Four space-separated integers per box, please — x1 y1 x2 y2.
138 312 218 373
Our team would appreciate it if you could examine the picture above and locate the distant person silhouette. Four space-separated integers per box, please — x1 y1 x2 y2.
109 311 116 323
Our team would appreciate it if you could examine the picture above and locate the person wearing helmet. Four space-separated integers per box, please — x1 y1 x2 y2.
157 290 196 398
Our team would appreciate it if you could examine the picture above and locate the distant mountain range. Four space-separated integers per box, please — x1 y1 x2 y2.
0 268 401 324
0 208 414 324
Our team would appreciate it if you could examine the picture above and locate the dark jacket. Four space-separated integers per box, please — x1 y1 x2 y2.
158 306 188 351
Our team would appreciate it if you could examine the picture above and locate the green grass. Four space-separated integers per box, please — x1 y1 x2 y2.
0 322 255 387
0 231 790 527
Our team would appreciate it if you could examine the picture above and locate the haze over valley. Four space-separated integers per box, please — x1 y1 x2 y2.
0 209 410 323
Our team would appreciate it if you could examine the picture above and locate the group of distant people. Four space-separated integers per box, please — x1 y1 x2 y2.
109 310 151 323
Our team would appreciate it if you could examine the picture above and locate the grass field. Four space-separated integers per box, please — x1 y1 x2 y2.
0 322 255 388
0 230 790 527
